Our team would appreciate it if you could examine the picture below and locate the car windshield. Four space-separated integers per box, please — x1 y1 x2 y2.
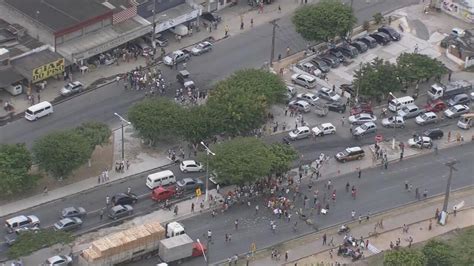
360 124 368 130
292 129 300 134
56 221 64 227
328 91 336 97
421 113 428 119
342 149 350 156
65 84 73 89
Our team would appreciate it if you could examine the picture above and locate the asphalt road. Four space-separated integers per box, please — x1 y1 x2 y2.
0 0 418 147
145 142 473 266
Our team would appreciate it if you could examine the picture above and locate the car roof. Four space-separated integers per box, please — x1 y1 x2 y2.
362 121 376 126
297 126 310 131
296 100 310 105
182 160 197 165
453 93 468 99
59 217 74 224
321 123 334 127
424 112 436 116
347 146 362 152
6 215 28 224
356 113 372 117
320 87 331 92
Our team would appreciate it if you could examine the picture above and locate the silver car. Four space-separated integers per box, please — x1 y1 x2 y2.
397 104 421 119
351 122 377 137
296 93 319 106
108 205 133 220
318 87 341 102
444 104 469 118
415 112 438 125
348 113 377 125
53 217 82 231
191 41 213 55
381 116 405 128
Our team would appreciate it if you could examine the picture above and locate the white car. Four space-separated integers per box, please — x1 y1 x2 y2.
179 160 204 173
408 136 433 149
291 73 317 88
381 116 405 128
288 100 311 113
296 93 319 105
60 81 83 96
415 112 438 125
288 126 311 140
318 87 341 102
444 104 470 118
191 41 213 55
44 255 72 266
5 215 40 233
311 123 336 136
348 113 377 125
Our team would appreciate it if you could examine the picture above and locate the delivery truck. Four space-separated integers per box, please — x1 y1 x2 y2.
428 80 472 100
77 221 204 265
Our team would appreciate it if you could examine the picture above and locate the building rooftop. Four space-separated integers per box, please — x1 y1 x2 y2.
0 66 24 87
4 0 111 32
11 49 63 81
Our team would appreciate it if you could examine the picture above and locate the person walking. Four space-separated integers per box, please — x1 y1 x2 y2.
423 189 428 198
351 210 356 219
255 205 259 215
250 18 254 28
173 205 179 216
234 219 239 230
127 187 131 194
207 229 212 242
358 168 361 179
106 195 110 207
99 208 104 220
286 46 291 57
240 21 244 30
453 206 457 216
191 202 195 212
405 180 409 190
322 233 327 245
225 25 229 37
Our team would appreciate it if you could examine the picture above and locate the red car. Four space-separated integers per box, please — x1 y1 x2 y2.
151 186 181 202
350 103 373 116
424 100 447 113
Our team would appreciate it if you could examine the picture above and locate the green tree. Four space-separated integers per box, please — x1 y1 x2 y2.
373 12 384 24
32 131 91 179
384 249 426 266
207 83 267 136
180 106 217 145
0 144 36 195
422 240 454 266
128 98 184 145
353 58 401 101
397 53 447 85
74 121 111 150
203 137 274 186
268 143 297 176
449 227 474 265
8 229 73 259
292 0 357 42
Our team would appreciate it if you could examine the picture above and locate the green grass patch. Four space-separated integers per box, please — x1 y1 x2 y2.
7 229 73 259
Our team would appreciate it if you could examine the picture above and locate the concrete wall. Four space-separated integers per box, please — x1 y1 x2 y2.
0 1 55 47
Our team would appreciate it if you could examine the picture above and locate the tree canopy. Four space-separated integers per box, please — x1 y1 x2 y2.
292 0 357 42
32 131 91 179
128 98 185 145
384 249 426 266
0 144 35 195
74 121 111 151
353 58 401 100
397 53 447 85
422 240 454 266
203 138 296 186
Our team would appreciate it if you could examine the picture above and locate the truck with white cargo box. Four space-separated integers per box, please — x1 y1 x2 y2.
428 80 472 100
158 234 194 262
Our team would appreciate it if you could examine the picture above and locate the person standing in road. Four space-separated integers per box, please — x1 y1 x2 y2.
99 208 104 220
106 195 110 207
405 180 409 190
358 168 361 179
207 229 212 242
351 210 356 219
322 233 327 245
225 25 229 37
255 205 259 215
234 219 239 230
423 189 428 198
453 206 457 216
191 202 195 212
250 18 254 28
174 205 179 216
127 187 131 194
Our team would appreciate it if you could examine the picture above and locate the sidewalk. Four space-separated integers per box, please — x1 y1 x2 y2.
0 0 311 119
2 189 223 265
244 187 474 266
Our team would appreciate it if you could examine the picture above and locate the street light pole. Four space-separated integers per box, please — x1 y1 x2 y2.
196 238 208 265
114 113 131 161
151 0 157 50
269 19 279 67
200 141 215 202
442 161 457 216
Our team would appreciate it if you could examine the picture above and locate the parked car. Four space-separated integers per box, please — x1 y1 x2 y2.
335 146 365 162
191 41 213 55
201 12 222 23
381 116 405 128
350 103 373 116
288 100 311 113
108 205 133 220
291 73 317 88
163 50 191 65
355 35 378 48
177 178 204 191
378 26 401 41
319 55 340 68
155 35 168 47
288 126 311 140
351 122 377 137
397 104 421 119
112 193 138 206
447 93 470 106
311 58 331 73
61 207 86 219
44 255 72 266
296 62 322 77
348 113 377 125
408 136 433 149
297 93 319 105
350 41 368 53
53 217 82 232
328 48 344 61
444 104 470 118
369 32 391 45
180 160 203 173
423 128 444 139
311 123 336 136
60 81 83 96
5 215 40 233
151 186 180 202
318 87 341 102
337 44 359 58
415 112 438 125
423 100 447 113
327 101 346 113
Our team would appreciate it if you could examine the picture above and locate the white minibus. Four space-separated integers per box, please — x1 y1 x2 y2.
25 101 53 121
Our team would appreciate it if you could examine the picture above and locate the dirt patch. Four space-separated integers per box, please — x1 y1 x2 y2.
0 137 114 205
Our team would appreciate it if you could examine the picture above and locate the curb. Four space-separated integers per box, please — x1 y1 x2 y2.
213 185 474 265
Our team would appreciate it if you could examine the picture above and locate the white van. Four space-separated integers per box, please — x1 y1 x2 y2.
388 96 414 112
25 101 53 121
146 170 176 189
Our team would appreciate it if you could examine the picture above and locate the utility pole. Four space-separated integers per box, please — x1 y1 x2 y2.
442 161 457 213
151 0 157 50
269 19 279 67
